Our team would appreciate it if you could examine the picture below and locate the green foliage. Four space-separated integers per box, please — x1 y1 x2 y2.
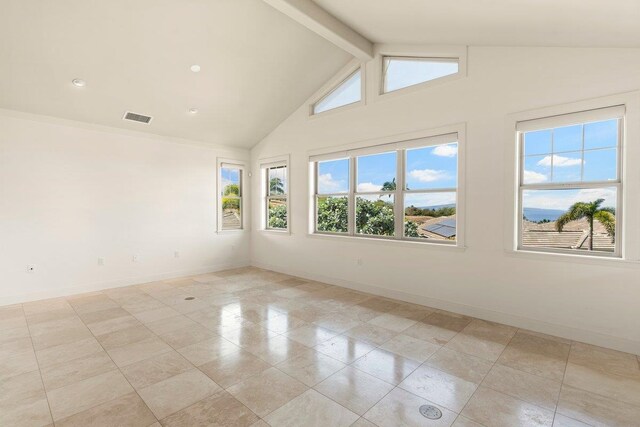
404 205 455 217
269 177 284 195
556 198 616 250
223 184 239 196
268 203 287 229
222 197 239 210
404 220 419 237
317 197 348 233
356 197 394 236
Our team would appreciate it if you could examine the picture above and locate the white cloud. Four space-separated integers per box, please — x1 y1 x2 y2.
523 187 616 211
523 170 548 184
318 173 345 192
431 144 458 158
357 182 382 192
537 155 583 167
405 192 456 207
408 169 448 183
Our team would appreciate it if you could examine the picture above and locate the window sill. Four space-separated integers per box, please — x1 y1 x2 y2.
307 232 466 251
505 249 640 267
216 229 248 235
259 229 291 236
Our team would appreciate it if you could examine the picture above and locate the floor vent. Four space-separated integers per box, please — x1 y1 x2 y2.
123 111 153 124
419 405 442 420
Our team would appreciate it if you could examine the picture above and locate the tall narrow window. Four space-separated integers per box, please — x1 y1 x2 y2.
404 142 458 241
517 107 623 256
312 133 461 245
383 57 459 94
219 163 243 230
313 69 362 115
264 162 288 231
315 158 349 233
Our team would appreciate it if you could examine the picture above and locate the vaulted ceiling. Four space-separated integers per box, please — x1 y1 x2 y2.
0 0 351 148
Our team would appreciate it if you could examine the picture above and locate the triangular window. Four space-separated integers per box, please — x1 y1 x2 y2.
383 57 458 93
313 69 362 114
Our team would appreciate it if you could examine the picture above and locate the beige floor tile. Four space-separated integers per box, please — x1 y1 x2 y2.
54 392 156 427
265 389 359 427
351 418 378 427
145 314 199 335
276 350 345 386
285 305 331 323
138 369 221 419
315 366 394 415
107 337 172 367
0 323 30 344
380 334 441 362
133 306 181 324
568 342 640 379
0 305 27 329
40 350 116 390
344 323 398 346
364 387 458 427
563 362 640 407
0 349 39 380
356 297 401 313
30 317 93 350
497 330 570 381
227 367 308 417
120 350 193 389
445 319 517 362
462 387 553 427
313 313 365 333
70 297 119 315
159 324 217 348
199 349 271 388
0 333 33 359
403 311 472 345
96 324 155 349
352 348 420 385
284 324 338 347
425 348 493 384
160 390 259 426
35 336 103 368
452 416 485 427
552 414 592 427
121 296 167 314
47 369 133 420
0 395 52 427
177 335 242 366
339 304 381 323
483 364 562 410
78 306 130 324
557 384 640 426
314 335 376 364
0 370 46 408
25 306 76 326
388 303 435 321
86 315 141 336
220 324 279 346
259 313 308 333
367 312 418 332
399 365 477 412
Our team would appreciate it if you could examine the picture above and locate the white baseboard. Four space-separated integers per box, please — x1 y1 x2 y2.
252 260 640 355
0 260 250 306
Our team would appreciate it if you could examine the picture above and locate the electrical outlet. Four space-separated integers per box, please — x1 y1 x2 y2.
132 255 138 263
26 264 36 273
174 251 180 259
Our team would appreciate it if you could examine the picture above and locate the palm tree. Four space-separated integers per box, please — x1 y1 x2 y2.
269 177 284 195
556 198 615 251
380 178 396 198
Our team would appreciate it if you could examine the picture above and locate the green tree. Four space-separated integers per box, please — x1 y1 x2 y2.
268 203 287 229
223 183 239 196
380 178 396 198
269 177 284 195
404 220 419 237
356 198 394 235
556 198 615 251
317 197 348 233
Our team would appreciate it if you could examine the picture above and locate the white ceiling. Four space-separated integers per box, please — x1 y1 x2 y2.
0 0 351 148
314 0 640 48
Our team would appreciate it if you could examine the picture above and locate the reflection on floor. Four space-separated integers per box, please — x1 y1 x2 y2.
1 267 639 426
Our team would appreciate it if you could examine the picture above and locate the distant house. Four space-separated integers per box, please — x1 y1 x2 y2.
522 218 614 252
420 215 456 239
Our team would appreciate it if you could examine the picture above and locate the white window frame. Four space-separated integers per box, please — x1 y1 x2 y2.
260 155 290 233
217 158 246 233
516 107 624 258
309 124 465 248
372 45 467 101
309 59 365 118
505 92 640 263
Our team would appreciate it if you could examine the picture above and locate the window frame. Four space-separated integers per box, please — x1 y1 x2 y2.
381 55 460 95
309 60 365 117
310 127 464 247
515 107 625 258
217 158 246 233
260 156 290 233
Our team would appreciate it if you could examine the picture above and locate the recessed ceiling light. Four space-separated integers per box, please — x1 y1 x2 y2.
188 108 198 114
72 78 86 87
190 65 201 73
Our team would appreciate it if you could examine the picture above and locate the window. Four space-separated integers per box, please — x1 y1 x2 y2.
312 133 460 244
312 69 362 115
218 162 244 231
382 56 459 94
262 160 289 231
517 107 623 256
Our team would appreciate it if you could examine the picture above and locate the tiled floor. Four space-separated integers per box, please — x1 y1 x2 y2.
1 267 640 427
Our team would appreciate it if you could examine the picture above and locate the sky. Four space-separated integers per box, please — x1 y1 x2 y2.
384 58 458 93
221 167 240 194
314 71 361 114
522 119 619 211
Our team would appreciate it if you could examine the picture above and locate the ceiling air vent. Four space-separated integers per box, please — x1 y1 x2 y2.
122 111 153 124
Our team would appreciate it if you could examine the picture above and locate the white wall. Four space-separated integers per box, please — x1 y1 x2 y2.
0 111 250 305
251 46 640 354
